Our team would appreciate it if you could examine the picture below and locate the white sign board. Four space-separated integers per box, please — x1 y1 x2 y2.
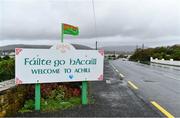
15 48 104 84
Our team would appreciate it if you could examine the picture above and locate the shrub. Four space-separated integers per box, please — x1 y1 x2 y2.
19 87 81 113
27 83 81 100
3 55 10 60
0 58 15 82
130 45 180 62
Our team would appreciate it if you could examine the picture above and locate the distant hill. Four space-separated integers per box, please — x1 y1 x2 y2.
0 44 92 51
101 45 137 53
0 44 51 51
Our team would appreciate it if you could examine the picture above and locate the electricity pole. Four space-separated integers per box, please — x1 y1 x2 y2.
95 41 98 50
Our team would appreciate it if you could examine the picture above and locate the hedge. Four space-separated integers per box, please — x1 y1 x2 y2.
0 58 15 82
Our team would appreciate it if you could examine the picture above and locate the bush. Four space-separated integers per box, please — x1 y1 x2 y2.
0 58 15 82
19 85 81 113
3 55 10 60
130 45 180 62
27 83 81 100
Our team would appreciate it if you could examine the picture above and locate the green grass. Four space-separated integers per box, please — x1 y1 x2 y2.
19 97 81 113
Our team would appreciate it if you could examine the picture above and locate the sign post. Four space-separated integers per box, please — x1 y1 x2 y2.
82 81 88 104
35 83 41 110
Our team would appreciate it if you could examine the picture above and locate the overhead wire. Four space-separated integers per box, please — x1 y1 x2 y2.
91 0 98 48
91 0 97 37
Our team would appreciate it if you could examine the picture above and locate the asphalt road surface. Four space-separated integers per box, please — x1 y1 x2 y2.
16 61 160 117
111 59 180 117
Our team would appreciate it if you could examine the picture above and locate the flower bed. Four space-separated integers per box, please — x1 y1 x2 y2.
19 83 81 112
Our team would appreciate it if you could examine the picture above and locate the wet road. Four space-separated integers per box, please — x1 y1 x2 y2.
111 59 180 117
16 61 160 117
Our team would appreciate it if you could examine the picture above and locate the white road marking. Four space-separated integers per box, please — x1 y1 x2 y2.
119 73 125 78
111 64 117 71
106 80 111 84
116 69 119 72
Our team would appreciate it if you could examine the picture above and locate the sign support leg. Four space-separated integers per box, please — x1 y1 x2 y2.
35 83 41 110
82 81 88 105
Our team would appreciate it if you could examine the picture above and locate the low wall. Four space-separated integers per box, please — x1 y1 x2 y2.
0 79 30 117
150 57 180 67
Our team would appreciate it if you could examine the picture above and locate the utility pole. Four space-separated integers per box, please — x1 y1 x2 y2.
95 41 98 50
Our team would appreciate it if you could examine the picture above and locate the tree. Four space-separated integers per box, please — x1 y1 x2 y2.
0 59 15 81
3 55 10 60
130 45 180 62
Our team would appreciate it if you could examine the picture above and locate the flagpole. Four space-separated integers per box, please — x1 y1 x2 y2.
61 23 64 43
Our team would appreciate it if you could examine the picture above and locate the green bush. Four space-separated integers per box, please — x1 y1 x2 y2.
18 99 35 113
48 88 65 101
130 45 180 62
19 97 81 112
3 55 10 60
0 58 15 82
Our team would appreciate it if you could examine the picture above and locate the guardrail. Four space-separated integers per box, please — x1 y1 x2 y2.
0 79 15 92
150 57 180 67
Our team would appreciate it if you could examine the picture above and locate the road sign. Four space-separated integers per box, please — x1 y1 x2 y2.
15 48 104 84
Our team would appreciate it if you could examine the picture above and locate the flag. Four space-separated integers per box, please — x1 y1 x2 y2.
63 23 79 36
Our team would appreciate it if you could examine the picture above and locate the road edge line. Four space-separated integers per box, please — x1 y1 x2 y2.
151 101 175 118
119 73 125 78
128 81 139 90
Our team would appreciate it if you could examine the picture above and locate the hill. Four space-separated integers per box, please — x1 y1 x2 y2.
101 45 137 52
0 44 92 51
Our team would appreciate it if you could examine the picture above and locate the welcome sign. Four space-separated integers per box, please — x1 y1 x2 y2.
15 48 104 84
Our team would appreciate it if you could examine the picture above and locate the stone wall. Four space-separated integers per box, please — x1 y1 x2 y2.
0 80 30 117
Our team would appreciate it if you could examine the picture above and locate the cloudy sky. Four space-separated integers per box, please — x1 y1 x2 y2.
0 0 180 48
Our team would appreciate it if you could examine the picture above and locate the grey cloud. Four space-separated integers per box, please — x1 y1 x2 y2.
0 0 180 46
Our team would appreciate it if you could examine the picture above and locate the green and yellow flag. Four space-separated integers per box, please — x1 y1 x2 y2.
63 23 79 36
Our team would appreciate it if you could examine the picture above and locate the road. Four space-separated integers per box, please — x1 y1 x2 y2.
16 61 160 117
111 59 180 117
